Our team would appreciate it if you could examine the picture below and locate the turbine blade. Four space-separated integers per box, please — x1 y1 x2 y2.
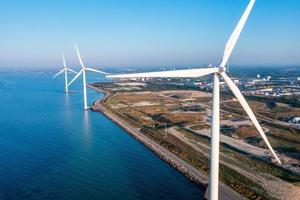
74 43 85 68
53 69 65 78
67 70 83 87
62 53 66 68
85 67 108 74
67 68 78 74
106 68 218 78
220 0 256 68
221 72 281 164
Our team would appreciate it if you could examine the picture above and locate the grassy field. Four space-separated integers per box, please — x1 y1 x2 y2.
223 100 300 121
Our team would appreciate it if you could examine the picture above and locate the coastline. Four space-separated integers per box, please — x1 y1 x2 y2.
89 85 208 187
88 84 244 200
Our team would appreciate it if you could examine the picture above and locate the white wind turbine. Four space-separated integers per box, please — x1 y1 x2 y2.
67 44 108 110
53 54 77 92
106 0 281 199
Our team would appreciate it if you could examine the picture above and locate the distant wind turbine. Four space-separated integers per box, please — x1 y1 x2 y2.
106 0 281 200
53 54 77 92
67 43 108 110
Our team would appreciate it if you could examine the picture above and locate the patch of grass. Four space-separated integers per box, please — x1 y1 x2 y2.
221 144 300 184
182 105 204 112
235 125 257 139
176 127 210 144
190 123 211 130
220 165 272 200
170 94 182 99
151 114 172 123
270 106 291 113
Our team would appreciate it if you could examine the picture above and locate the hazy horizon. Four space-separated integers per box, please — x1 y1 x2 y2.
0 0 299 70
1 65 299 73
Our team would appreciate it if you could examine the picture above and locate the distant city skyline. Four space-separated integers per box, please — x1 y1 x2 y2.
0 0 299 70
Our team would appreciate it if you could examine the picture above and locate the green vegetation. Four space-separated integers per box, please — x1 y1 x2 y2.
266 101 277 109
182 105 204 112
151 114 172 123
246 95 300 108
220 165 273 200
190 123 211 130
221 143 300 184
170 94 181 99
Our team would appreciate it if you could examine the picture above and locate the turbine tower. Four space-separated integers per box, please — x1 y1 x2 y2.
53 54 77 92
106 1 281 199
67 44 108 110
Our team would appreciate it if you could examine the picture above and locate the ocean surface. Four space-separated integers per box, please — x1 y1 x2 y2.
0 72 204 200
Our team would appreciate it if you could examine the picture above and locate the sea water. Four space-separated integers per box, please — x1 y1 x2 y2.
0 72 204 200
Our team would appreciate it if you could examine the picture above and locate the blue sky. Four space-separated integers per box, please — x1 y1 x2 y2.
0 0 299 70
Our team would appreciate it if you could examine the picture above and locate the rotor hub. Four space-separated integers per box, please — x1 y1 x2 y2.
218 66 226 73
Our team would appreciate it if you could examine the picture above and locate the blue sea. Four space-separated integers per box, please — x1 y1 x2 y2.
0 72 204 200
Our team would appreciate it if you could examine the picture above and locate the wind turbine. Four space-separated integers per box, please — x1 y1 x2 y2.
53 54 77 92
67 44 108 110
106 0 281 199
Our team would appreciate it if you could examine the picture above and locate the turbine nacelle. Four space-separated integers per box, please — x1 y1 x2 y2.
217 66 226 73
